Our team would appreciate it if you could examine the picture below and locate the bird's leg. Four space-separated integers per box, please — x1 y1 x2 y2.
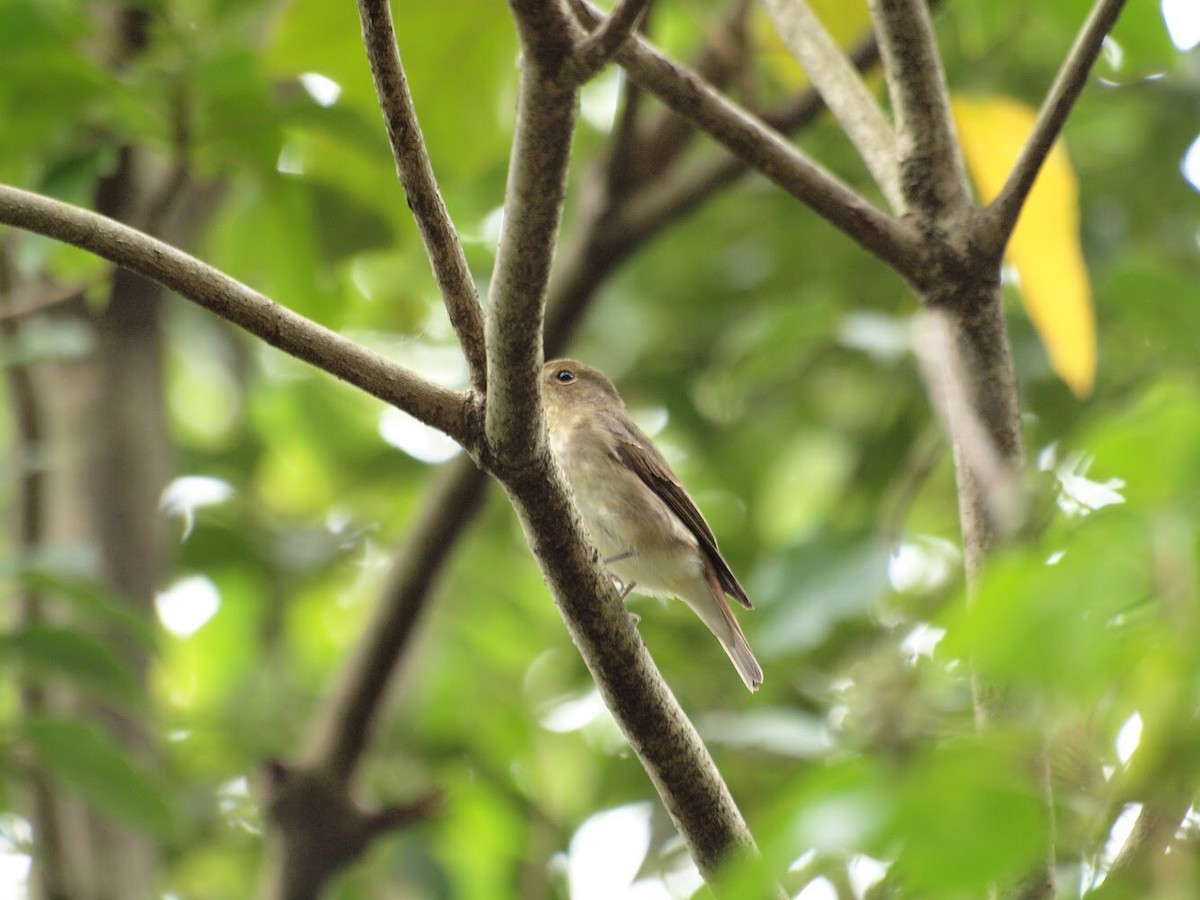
601 550 636 600
607 572 638 601
602 572 639 621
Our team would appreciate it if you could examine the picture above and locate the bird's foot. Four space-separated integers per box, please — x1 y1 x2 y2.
612 577 637 600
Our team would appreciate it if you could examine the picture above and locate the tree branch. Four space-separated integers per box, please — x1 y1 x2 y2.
261 762 438 900
868 0 971 217
364 791 443 838
0 184 475 447
483 60 578 464
759 0 901 210
500 459 759 880
358 0 488 394
488 3 764 882
508 0 581 72
0 273 102 322
570 0 920 278
985 0 1128 247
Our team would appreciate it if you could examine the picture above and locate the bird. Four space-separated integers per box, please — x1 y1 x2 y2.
541 358 763 691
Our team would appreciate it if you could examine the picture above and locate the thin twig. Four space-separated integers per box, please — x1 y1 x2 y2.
365 791 443 838
0 184 474 445
143 77 193 236
0 274 102 322
759 0 900 210
868 0 971 217
358 0 488 394
570 0 919 278
985 0 1128 247
606 62 646 196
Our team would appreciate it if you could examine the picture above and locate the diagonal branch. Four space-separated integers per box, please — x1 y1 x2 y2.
0 184 474 446
759 0 900 210
570 0 920 279
358 0 488 394
868 0 971 217
610 27 884 243
985 0 1128 248
503 457 761 881
634 0 751 184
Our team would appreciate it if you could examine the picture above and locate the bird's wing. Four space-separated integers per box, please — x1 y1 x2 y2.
607 414 753 610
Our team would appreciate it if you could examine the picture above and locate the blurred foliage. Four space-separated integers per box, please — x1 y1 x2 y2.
1 0 1199 898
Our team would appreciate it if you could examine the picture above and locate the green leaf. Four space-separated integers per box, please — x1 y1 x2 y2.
757 535 891 653
888 735 1048 893
942 512 1149 701
309 180 394 262
2 625 141 707
26 716 173 836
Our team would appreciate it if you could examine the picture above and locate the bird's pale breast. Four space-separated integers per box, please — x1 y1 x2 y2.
552 418 705 600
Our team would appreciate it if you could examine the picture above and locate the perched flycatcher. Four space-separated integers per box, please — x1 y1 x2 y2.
542 359 763 692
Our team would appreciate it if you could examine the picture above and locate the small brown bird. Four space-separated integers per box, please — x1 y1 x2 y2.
542 359 763 691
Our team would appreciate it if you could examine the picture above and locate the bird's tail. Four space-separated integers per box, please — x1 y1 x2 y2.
719 621 763 692
694 570 763 692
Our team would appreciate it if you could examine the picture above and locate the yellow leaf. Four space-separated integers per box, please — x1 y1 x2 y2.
953 95 1096 397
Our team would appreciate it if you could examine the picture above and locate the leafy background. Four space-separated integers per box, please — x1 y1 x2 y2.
1 0 1199 897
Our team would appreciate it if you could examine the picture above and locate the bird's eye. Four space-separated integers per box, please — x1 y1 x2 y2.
555 369 576 384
